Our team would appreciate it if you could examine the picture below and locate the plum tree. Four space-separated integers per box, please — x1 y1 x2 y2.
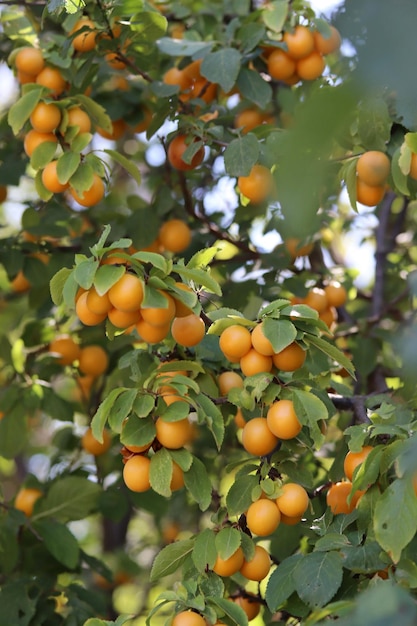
1 1 417 626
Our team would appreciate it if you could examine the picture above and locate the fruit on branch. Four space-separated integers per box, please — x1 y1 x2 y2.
266 399 302 439
356 151 391 187
296 50 326 80
30 101 61 133
272 342 306 372
49 335 81 365
237 164 273 204
250 322 274 356
218 371 243 395
155 417 194 449
167 134 205 171
123 454 151 492
219 324 252 360
158 219 192 253
76 291 108 326
36 66 67 95
267 48 297 81
276 482 309 518
231 594 261 621
23 130 58 157
42 161 69 194
343 445 373 481
239 545 271 581
78 345 109 377
141 291 176 327
284 237 314 260
171 314 206 347
14 487 43 517
240 348 273 376
313 25 341 55
326 481 364 515
69 173 105 207
323 281 348 308
283 25 315 60
241 417 279 456
246 498 281 536
108 272 144 312
15 46 45 77
172 611 207 626
82 427 112 456
356 178 386 207
213 546 245 576
70 18 97 53
67 106 92 134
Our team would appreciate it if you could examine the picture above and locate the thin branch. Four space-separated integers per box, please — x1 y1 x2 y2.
177 172 260 259
372 190 398 319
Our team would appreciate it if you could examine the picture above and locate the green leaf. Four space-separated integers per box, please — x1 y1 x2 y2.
223 134 260 177
133 251 169 274
262 0 289 32
57 151 81 184
236 68 273 109
209 597 248 626
62 271 79 308
50 267 72 306
150 448 174 497
342 157 359 212
157 38 213 57
74 258 99 289
129 11 167 40
75 94 112 132
108 388 139 432
184 456 213 511
0 407 28 459
374 477 417 563
196 393 224 450
8 86 43 134
30 140 58 170
201 48 242 93
103 149 142 186
292 389 328 448
307 334 356 378
0 520 19 574
133 394 156 417
226 474 260 517
292 389 328 425
262 318 297 353
93 264 125 295
237 23 266 54
392 146 410 195
405 132 417 153
33 476 101 523
174 266 222 296
150 538 194 581
91 388 128 441
159 400 190 422
265 553 302 612
215 526 242 560
0 580 38 625
293 551 344 608
340 539 388 574
192 528 217 572
356 98 392 151
64 0 85 13
34 169 53 201
70 131 93 152
34 519 80 569
69 161 95 194
121 414 156 447
351 445 383 491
